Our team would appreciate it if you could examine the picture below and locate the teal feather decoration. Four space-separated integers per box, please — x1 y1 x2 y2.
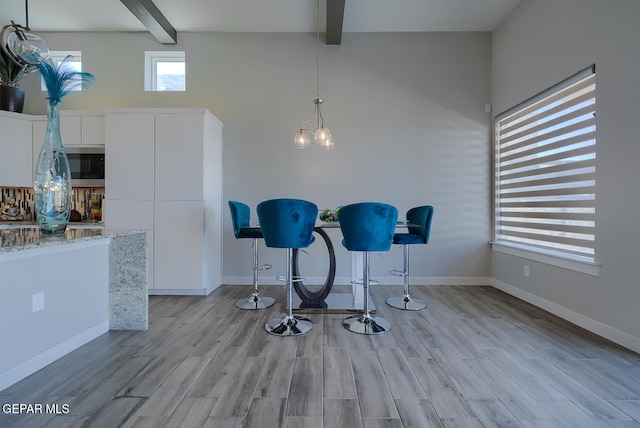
37 55 95 104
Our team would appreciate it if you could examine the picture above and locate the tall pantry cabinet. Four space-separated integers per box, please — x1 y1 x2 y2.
104 109 223 295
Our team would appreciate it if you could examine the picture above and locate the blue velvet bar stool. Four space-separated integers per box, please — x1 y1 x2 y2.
228 201 275 310
387 205 434 311
338 202 398 335
257 198 318 336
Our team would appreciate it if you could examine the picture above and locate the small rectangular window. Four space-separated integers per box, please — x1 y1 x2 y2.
145 51 185 91
40 51 82 92
494 65 596 263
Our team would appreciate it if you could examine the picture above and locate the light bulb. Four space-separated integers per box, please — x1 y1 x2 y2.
294 131 310 149
8 30 49 65
323 140 334 151
314 127 332 147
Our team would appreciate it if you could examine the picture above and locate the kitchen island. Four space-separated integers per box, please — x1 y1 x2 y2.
0 226 148 391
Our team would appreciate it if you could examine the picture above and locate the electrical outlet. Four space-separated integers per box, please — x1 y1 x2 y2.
32 292 45 312
524 265 530 277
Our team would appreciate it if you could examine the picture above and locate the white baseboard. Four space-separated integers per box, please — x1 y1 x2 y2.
222 276 492 286
0 320 109 392
491 278 640 354
148 289 208 296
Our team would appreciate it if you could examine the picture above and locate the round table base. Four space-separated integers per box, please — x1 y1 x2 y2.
386 296 427 311
235 295 275 310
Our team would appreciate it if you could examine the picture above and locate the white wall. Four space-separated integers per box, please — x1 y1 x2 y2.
20 31 493 286
492 0 640 351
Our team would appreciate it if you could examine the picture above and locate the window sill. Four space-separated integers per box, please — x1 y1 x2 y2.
490 242 600 277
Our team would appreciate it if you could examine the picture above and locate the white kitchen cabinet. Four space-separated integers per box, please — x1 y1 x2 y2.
154 200 203 290
61 115 82 146
0 111 33 187
33 111 104 147
32 111 105 174
81 115 105 146
32 116 78 152
155 115 204 201
104 109 223 295
31 117 45 174
104 113 155 201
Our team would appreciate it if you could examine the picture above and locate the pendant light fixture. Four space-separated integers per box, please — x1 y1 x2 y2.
294 0 334 151
1 0 49 69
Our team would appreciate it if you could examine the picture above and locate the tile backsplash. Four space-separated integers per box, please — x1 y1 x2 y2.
1 187 105 222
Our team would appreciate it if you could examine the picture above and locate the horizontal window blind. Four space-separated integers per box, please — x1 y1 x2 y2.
495 66 596 261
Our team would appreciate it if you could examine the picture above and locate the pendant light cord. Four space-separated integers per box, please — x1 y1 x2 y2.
295 0 333 150
25 0 30 30
316 0 320 100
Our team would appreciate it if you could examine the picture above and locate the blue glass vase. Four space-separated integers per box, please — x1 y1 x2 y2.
34 98 71 233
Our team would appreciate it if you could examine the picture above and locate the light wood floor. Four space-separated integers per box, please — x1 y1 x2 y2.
2 284 640 427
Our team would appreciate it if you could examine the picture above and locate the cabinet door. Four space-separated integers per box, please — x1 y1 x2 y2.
35 115 105 148
60 115 82 146
34 114 81 148
81 116 105 146
155 114 204 201
32 119 45 174
103 199 154 290
154 200 203 291
0 114 33 187
105 114 155 200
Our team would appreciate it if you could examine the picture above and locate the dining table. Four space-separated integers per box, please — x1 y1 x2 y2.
248 220 414 312
248 220 418 312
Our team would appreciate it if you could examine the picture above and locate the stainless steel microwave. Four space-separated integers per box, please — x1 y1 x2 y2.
65 147 105 187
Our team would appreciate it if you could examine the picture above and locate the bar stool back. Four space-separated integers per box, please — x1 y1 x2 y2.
387 205 434 310
338 202 398 334
228 201 275 309
257 198 318 336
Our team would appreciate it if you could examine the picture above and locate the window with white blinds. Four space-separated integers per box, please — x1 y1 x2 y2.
494 65 596 262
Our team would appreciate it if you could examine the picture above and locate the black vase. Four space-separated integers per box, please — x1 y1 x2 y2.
0 84 25 113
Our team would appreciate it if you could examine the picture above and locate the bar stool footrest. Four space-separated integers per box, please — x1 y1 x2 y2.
350 279 380 286
389 269 408 277
256 263 272 271
276 275 305 283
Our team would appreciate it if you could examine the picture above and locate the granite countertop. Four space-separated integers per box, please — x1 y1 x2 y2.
0 220 105 228
0 227 143 253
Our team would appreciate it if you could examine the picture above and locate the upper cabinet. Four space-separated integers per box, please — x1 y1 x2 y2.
1 110 106 188
0 111 33 187
80 115 105 146
105 109 223 202
33 110 104 152
32 111 105 176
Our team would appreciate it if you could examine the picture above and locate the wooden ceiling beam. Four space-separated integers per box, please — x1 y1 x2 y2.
325 0 345 45
120 0 177 44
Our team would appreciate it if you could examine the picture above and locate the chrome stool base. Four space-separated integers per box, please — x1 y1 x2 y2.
386 296 427 311
235 295 275 310
266 315 313 336
343 314 391 335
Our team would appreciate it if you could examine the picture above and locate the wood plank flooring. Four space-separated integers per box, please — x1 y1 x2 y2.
2 284 640 427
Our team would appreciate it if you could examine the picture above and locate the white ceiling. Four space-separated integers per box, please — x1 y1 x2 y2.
0 0 521 34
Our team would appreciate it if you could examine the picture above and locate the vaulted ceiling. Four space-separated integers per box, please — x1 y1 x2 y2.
0 0 521 45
